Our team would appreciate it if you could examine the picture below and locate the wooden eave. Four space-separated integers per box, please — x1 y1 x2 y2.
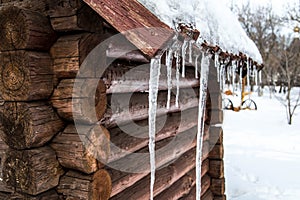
83 0 175 58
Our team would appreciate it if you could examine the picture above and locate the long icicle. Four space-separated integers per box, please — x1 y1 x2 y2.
195 54 200 79
181 39 189 78
175 51 180 108
166 49 173 109
196 52 210 200
148 56 161 200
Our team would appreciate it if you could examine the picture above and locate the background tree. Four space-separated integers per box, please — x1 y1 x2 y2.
231 1 300 124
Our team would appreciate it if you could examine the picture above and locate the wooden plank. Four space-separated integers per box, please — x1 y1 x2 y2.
57 169 112 200
0 5 56 51
103 88 199 128
109 137 210 199
51 79 107 123
108 108 199 163
103 64 199 94
0 51 53 101
50 33 103 79
51 124 110 174
154 170 210 200
83 0 174 57
2 146 64 195
0 102 64 149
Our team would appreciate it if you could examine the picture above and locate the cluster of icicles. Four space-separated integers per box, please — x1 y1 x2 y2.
148 35 209 200
215 54 262 94
148 35 262 200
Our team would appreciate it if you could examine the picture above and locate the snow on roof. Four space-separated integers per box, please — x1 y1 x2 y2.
138 0 263 63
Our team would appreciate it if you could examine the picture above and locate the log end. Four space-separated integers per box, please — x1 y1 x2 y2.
0 5 57 51
92 169 112 200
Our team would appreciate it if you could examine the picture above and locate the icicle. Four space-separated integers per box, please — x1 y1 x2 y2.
246 58 250 91
175 51 180 108
254 67 258 87
231 62 236 91
166 49 173 109
214 54 219 68
181 39 189 78
189 40 194 64
222 66 226 92
219 65 223 90
196 52 210 200
217 63 220 82
195 54 200 79
239 61 243 91
259 70 262 85
148 56 161 200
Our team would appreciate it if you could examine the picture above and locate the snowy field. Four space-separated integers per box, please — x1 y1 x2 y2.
223 87 300 200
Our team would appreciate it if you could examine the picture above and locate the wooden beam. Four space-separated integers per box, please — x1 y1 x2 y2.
0 102 64 149
108 108 199 163
50 3 103 32
51 124 110 174
83 0 174 57
57 169 112 200
154 171 211 200
103 88 199 128
211 178 226 196
103 64 199 94
209 160 224 179
0 5 56 51
2 146 64 195
0 51 53 101
51 79 107 123
50 33 104 79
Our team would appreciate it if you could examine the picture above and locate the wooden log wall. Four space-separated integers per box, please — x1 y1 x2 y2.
0 0 227 199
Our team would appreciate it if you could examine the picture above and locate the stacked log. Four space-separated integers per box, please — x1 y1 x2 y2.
57 170 112 200
0 3 66 199
0 0 227 199
208 66 227 200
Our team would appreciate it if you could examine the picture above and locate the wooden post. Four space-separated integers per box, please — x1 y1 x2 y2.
50 33 104 79
0 102 64 149
51 79 107 123
57 169 112 200
2 146 64 195
51 124 110 174
0 6 56 51
0 51 53 101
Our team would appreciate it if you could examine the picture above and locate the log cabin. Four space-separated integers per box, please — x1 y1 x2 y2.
0 0 262 199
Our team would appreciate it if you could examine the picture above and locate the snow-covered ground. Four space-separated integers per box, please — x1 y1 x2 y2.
223 87 300 200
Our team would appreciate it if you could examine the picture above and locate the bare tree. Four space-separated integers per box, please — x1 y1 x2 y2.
231 2 300 124
232 3 283 87
272 35 300 124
